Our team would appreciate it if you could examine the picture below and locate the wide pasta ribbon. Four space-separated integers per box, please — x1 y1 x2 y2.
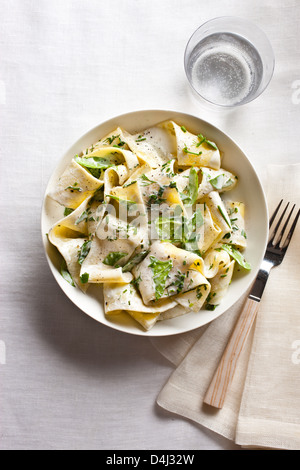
46 120 250 330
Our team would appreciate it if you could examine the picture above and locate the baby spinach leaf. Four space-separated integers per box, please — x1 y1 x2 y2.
122 250 150 272
60 260 75 287
74 154 115 170
149 256 173 300
221 244 251 270
180 168 198 206
103 251 128 266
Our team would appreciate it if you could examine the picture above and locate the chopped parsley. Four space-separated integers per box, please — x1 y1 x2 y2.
168 271 186 294
147 185 166 207
130 275 142 289
104 134 120 145
205 292 218 310
161 159 175 177
196 286 203 299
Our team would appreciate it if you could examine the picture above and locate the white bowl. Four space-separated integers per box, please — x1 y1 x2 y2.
41 109 268 336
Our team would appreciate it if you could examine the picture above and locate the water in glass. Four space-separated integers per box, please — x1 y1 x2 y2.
187 32 264 106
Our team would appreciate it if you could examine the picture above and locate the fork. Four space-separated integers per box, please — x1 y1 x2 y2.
204 200 300 409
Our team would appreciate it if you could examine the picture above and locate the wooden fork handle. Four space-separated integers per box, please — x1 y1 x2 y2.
203 297 259 409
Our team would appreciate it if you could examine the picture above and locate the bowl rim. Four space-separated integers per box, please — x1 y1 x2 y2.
41 108 269 336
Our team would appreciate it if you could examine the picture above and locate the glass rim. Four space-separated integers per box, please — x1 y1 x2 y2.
184 16 275 108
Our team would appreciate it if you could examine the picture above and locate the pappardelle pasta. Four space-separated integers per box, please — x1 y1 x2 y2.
47 120 251 330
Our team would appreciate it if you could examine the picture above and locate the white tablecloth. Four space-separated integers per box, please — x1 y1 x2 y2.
1 0 299 450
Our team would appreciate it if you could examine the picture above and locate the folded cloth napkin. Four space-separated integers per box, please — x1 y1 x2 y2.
151 163 300 450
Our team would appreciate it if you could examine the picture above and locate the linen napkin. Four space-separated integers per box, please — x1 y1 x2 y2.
151 163 300 450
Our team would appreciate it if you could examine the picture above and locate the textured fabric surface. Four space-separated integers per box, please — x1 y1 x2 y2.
1 0 299 450
153 164 300 449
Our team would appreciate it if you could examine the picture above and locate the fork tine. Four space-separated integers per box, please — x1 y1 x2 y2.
269 201 290 244
282 207 300 249
274 203 295 247
269 199 283 228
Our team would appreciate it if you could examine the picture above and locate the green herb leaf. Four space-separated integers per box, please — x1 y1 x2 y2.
64 207 74 216
130 275 142 289
168 270 186 294
221 244 251 270
180 168 199 206
182 208 204 251
65 183 82 192
75 155 115 170
75 210 89 225
208 174 233 191
103 251 128 266
60 260 75 287
196 286 203 299
149 256 173 300
147 185 166 207
154 207 204 253
123 180 137 188
140 174 156 186
106 194 137 209
182 146 202 156
122 250 150 272
91 186 104 202
78 240 92 265
241 229 247 239
161 159 176 177
80 272 89 284
104 134 120 145
205 303 218 311
217 205 232 228
209 174 226 190
196 133 218 150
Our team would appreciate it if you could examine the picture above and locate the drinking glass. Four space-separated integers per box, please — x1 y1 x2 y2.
184 17 275 108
